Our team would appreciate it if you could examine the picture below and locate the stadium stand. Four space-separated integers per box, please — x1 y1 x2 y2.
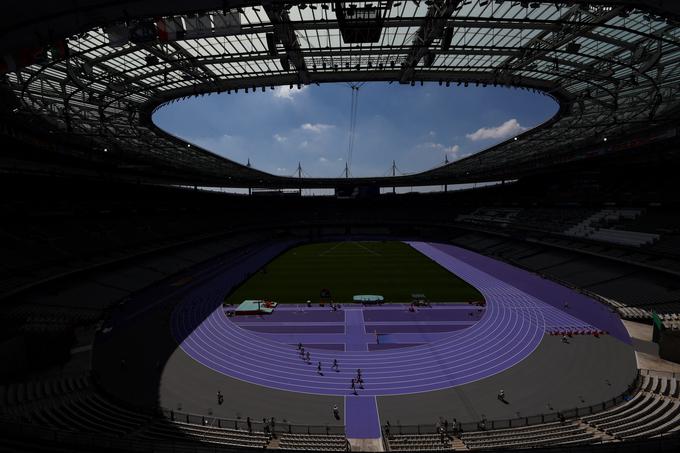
138 419 272 449
583 374 680 440
460 421 601 450
0 372 278 450
278 433 349 451
385 433 455 451
0 374 90 409
1 383 349 451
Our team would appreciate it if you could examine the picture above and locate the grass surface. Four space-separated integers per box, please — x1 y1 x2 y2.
225 241 483 304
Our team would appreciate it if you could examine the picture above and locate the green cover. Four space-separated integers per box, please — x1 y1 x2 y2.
235 299 277 314
652 310 664 343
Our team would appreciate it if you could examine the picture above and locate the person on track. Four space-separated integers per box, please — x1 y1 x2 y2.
333 404 340 420
317 361 323 375
332 359 339 371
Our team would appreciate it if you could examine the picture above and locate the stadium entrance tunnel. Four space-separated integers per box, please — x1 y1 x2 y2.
151 82 559 179
91 235 634 442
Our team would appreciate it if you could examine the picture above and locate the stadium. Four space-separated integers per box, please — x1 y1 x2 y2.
1 1 680 452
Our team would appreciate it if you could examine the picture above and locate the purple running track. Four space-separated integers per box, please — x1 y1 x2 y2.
171 240 627 438
232 311 345 323
419 242 629 343
171 241 606 396
362 308 480 322
345 396 382 438
241 325 346 334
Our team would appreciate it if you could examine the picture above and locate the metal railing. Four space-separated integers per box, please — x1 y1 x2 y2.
383 373 640 436
640 368 680 380
161 408 345 436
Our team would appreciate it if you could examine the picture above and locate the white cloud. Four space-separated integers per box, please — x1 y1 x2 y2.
445 144 461 158
466 118 527 141
300 140 309 148
418 142 460 155
319 157 329 163
301 123 335 133
273 85 307 100
273 133 287 143
276 167 287 173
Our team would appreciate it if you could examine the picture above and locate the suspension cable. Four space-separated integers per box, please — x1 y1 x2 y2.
345 82 365 175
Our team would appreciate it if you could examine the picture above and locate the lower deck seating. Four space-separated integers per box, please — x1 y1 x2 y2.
460 421 599 450
138 419 271 449
10 387 273 449
583 375 680 439
27 391 150 436
386 433 454 451
279 433 348 451
0 374 90 411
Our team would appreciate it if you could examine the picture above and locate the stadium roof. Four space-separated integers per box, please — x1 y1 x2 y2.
2 1 680 188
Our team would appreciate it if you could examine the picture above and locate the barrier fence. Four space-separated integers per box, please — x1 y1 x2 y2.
161 408 345 436
383 373 640 436
640 368 680 380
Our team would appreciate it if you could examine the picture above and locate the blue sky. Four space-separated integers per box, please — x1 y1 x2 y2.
154 83 558 178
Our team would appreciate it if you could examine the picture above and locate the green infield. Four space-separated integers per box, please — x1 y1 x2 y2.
225 241 483 304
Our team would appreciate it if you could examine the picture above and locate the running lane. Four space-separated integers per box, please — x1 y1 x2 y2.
344 309 370 352
342 308 381 438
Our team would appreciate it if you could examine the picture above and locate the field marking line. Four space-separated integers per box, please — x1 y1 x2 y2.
318 241 345 256
353 241 381 256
